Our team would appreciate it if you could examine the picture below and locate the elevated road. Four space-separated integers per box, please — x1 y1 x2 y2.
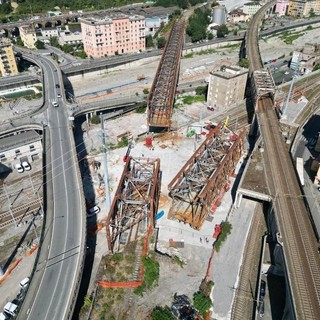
16 53 86 320
247 1 320 318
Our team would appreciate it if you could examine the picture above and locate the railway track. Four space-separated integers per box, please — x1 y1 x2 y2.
246 1 320 318
259 99 320 318
0 198 42 230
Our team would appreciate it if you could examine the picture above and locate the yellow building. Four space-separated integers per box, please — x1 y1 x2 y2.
19 25 37 49
0 38 18 77
288 0 320 17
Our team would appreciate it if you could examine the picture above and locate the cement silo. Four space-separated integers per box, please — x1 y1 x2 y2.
212 6 226 25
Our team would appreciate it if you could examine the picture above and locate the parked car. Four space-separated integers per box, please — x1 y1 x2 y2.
3 302 18 317
15 163 24 173
87 206 100 217
259 280 266 298
19 277 30 289
22 161 31 171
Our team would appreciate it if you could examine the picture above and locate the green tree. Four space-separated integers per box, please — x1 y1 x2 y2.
195 86 207 96
49 36 60 48
157 37 166 49
239 58 249 68
15 36 24 47
35 40 45 49
217 24 229 38
91 114 100 124
145 35 153 48
0 1 12 15
151 306 175 320
186 8 211 43
193 292 212 318
207 32 214 40
309 8 315 17
61 43 74 53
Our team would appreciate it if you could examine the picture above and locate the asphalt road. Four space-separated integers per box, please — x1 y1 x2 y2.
17 54 85 320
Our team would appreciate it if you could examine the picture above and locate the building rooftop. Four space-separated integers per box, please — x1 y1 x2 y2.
0 130 41 153
0 37 12 47
19 25 35 33
211 65 248 79
80 13 144 25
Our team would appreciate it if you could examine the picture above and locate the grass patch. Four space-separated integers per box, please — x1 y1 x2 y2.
134 256 159 296
135 105 146 113
173 255 184 268
182 95 205 105
214 221 232 252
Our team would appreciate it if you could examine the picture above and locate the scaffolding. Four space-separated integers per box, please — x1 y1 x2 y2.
147 19 185 131
106 157 161 252
168 124 247 230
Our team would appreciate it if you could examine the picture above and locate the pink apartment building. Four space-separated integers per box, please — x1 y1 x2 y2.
275 0 289 16
80 14 145 58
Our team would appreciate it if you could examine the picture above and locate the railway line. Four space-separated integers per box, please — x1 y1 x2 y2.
0 198 42 229
247 1 320 318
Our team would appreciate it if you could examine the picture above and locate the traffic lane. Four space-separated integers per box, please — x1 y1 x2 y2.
27 253 80 319
28 105 82 319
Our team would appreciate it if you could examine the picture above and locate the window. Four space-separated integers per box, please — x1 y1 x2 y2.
29 145 35 151
15 149 21 155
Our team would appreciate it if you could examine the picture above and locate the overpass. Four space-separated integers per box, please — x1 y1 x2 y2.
241 1 320 319
13 53 86 320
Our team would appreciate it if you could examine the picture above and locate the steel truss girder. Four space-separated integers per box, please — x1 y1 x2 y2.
106 157 161 252
168 125 247 230
147 19 185 129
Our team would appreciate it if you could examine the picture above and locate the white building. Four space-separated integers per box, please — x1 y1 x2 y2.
0 130 42 174
41 27 59 38
145 16 168 36
242 2 262 18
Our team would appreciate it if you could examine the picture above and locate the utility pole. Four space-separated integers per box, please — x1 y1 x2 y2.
100 113 111 213
3 182 17 227
282 75 296 118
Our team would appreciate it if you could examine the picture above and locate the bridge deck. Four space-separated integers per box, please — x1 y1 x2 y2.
246 1 320 318
147 20 184 130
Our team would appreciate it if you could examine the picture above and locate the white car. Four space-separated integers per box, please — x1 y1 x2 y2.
52 101 59 107
87 206 100 218
22 161 31 171
19 277 30 289
57 94 61 98
15 163 24 173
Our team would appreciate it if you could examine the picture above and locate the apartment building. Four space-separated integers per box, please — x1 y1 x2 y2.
19 25 37 49
0 38 18 77
207 66 248 109
275 0 289 15
288 0 320 17
80 14 145 58
242 2 262 18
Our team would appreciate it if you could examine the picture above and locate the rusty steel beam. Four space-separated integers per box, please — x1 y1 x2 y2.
168 125 247 230
147 19 185 130
106 157 161 252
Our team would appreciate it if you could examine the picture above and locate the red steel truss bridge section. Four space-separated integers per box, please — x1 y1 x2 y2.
106 157 161 252
168 124 247 230
147 19 185 131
